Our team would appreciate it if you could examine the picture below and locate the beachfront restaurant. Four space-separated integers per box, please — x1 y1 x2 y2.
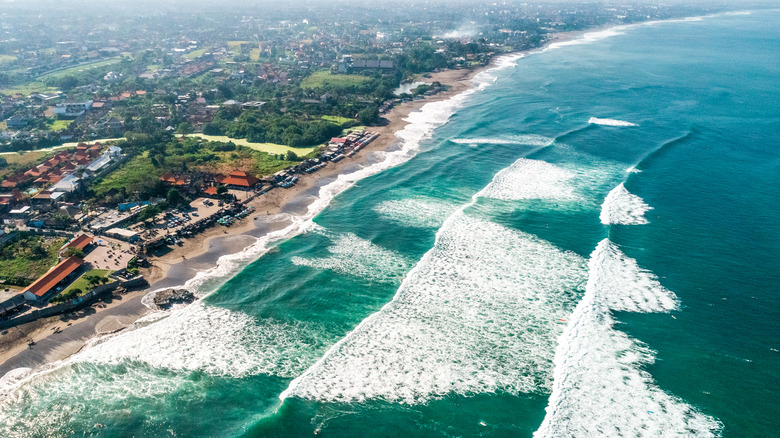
22 256 84 303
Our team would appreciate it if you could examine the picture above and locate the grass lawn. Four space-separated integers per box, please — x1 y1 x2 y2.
301 70 370 90
185 134 316 156
1 150 49 166
47 120 71 132
184 48 209 59
146 64 161 71
322 115 355 125
0 81 56 96
228 41 251 47
0 55 17 64
59 137 124 148
40 57 122 80
249 48 262 61
61 269 113 296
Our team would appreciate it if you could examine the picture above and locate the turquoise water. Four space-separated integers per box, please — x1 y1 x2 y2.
1 10 779 437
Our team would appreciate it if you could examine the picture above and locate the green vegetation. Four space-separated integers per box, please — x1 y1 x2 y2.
322 115 355 125
0 81 55 96
0 55 18 64
0 234 67 286
47 119 71 132
203 109 344 148
249 48 262 62
39 57 122 80
301 70 370 90
184 48 209 59
92 153 164 201
63 247 85 258
186 134 316 155
53 269 113 302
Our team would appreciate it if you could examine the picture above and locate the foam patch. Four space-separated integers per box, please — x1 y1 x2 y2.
282 213 587 404
600 183 653 225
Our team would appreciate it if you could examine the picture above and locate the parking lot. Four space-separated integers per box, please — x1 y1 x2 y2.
84 237 136 271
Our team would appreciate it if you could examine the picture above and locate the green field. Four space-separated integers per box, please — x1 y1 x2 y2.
0 82 56 96
301 70 370 90
61 269 113 296
0 55 17 64
228 41 251 47
185 134 317 155
184 48 209 59
249 48 262 62
322 115 355 125
40 57 122 80
47 120 71 132
0 235 67 284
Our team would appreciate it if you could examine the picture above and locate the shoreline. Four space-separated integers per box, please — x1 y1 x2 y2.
0 27 592 376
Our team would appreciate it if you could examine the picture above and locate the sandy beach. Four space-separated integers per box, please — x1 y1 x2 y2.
0 28 592 375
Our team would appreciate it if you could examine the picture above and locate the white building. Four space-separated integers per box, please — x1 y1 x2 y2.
54 101 93 118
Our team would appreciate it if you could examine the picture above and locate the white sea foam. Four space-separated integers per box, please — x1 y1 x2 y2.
600 183 653 225
626 166 642 173
449 134 553 147
535 239 719 437
281 213 587 404
373 197 457 228
77 302 321 378
588 117 638 127
291 227 413 283
543 28 627 52
476 158 577 201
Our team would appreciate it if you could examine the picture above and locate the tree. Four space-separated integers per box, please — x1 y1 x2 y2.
166 188 188 208
216 185 228 195
357 106 379 125
63 247 85 258
176 122 194 135
285 150 299 161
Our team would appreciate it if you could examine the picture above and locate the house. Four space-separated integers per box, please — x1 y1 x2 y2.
5 114 31 129
22 256 83 303
218 170 259 188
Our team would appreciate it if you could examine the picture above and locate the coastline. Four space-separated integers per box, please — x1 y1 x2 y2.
0 28 592 376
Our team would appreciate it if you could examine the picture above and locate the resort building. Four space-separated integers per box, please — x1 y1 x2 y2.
22 256 84 303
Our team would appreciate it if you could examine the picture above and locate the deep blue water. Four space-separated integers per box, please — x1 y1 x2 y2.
1 10 778 437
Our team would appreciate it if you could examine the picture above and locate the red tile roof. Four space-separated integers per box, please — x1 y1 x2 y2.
204 186 218 195
219 170 259 187
62 234 93 252
23 256 83 298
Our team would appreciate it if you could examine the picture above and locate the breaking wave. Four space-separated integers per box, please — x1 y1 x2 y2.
588 117 638 127
449 134 553 147
372 197 457 229
600 183 653 225
281 213 587 404
291 226 413 283
535 239 719 437
476 158 577 201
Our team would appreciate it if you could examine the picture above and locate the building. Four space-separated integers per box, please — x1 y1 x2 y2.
105 228 140 243
22 256 83 302
54 101 93 118
59 234 94 258
219 170 259 188
5 114 31 129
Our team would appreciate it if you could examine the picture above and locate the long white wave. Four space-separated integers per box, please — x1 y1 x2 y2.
535 239 720 437
588 117 638 127
281 212 587 404
600 183 653 225
449 134 554 147
476 158 577 201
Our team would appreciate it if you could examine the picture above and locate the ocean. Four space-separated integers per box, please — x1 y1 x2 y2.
1 10 778 437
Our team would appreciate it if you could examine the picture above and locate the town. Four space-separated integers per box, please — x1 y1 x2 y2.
0 0 724 327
